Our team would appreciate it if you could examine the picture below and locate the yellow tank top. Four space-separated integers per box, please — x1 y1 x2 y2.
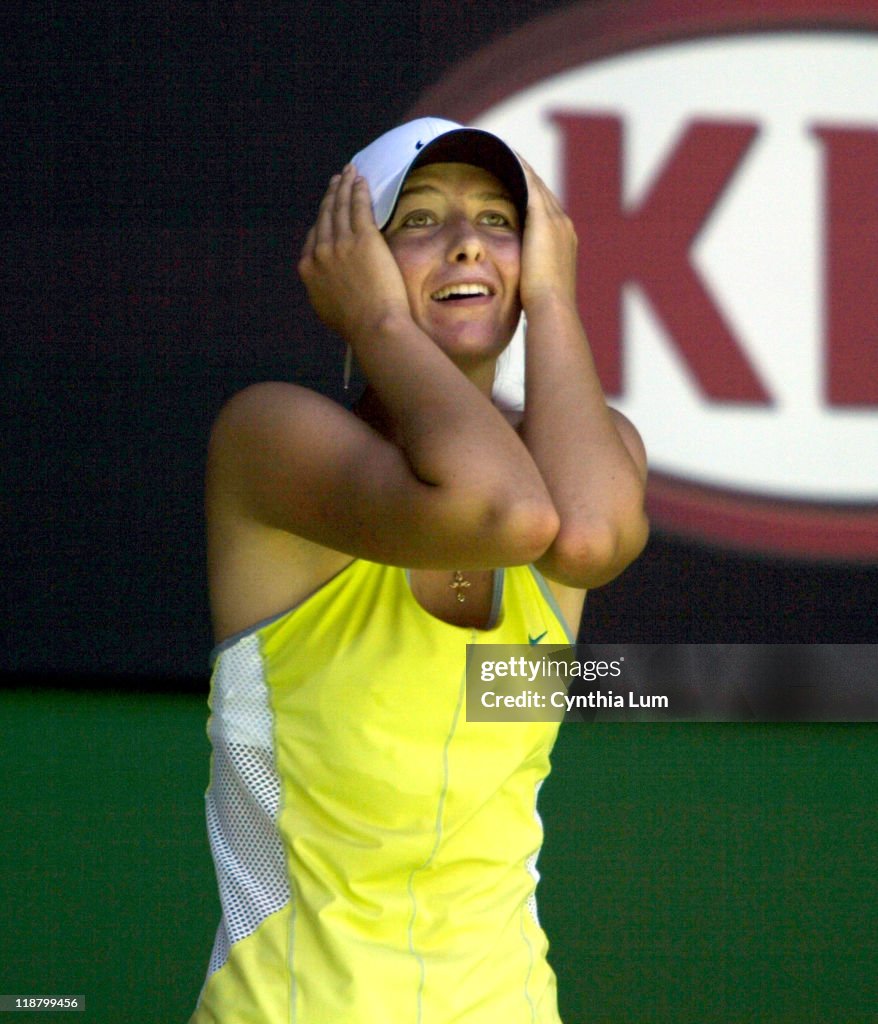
191 560 573 1023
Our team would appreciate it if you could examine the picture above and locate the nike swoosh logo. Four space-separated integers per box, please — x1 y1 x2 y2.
528 630 548 645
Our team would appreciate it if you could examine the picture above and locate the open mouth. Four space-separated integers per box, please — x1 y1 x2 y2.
431 283 493 302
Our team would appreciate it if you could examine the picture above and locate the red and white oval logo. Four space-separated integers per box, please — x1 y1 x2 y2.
414 0 878 560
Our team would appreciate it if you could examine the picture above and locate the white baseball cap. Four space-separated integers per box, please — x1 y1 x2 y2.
351 117 528 230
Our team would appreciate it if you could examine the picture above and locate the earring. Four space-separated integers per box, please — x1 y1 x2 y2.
343 346 353 391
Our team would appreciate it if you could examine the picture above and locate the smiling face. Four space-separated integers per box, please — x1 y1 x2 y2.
382 162 522 382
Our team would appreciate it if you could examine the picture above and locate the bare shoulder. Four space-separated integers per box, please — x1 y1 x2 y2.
207 380 346 471
205 379 384 533
206 382 354 643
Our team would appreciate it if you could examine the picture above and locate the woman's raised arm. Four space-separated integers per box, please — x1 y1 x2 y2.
517 160 649 588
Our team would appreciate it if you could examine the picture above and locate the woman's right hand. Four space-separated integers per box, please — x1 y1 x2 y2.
298 165 412 340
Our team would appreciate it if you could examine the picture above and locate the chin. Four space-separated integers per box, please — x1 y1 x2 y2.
429 323 516 362
441 342 510 375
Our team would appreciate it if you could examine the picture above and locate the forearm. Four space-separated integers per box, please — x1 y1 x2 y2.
521 295 648 585
349 311 559 548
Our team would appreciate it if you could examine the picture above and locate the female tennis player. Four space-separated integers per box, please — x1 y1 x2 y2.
190 117 648 1023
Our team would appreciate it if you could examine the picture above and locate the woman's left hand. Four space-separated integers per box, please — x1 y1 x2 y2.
518 158 579 312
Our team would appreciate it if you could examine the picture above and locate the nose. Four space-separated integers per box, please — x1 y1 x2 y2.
446 218 484 264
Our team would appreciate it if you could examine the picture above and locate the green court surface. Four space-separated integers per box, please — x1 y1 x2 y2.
1 689 875 1023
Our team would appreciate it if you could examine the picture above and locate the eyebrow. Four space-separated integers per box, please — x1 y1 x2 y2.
398 183 513 203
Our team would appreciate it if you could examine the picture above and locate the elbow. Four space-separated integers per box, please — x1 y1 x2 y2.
541 508 649 588
487 494 561 566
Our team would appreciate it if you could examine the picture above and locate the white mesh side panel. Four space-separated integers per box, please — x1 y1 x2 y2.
204 634 290 978
525 779 545 926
